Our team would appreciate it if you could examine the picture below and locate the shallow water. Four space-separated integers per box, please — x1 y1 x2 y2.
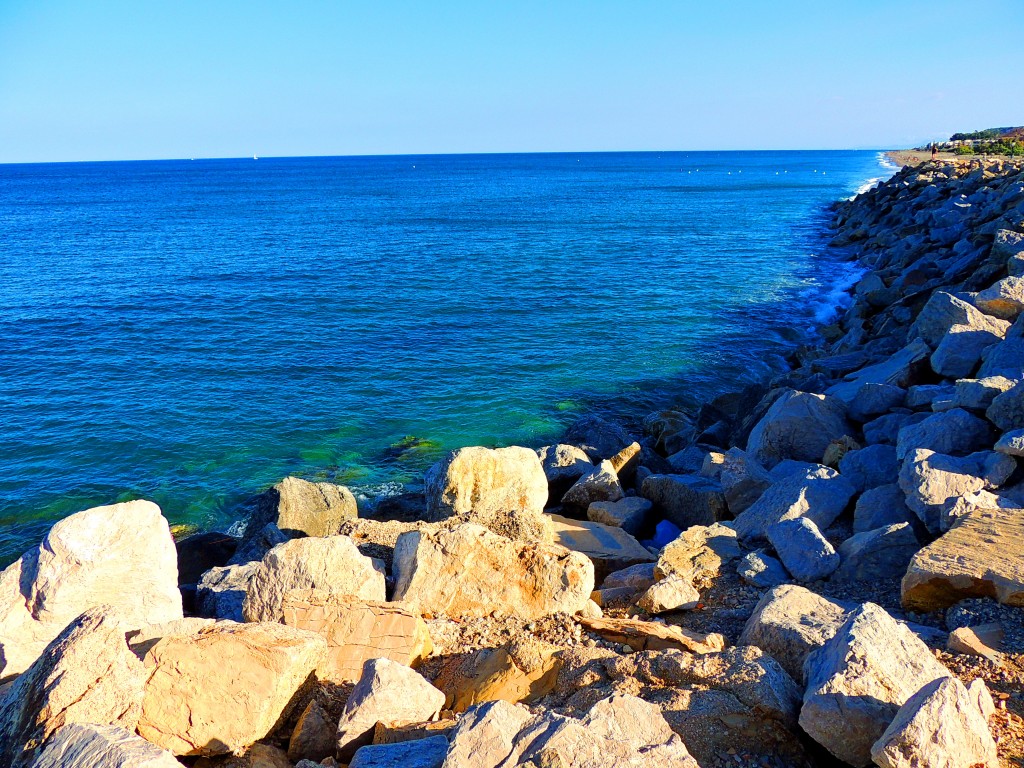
0 150 886 563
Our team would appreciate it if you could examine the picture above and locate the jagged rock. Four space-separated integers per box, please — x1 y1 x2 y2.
433 637 561 712
953 375 1015 411
745 390 851 468
838 444 898 492
195 561 259 622
717 448 772 514
995 228 1024 267
136 621 327 756
799 603 951 766
737 549 789 587
899 449 1014 533
241 536 386 623
640 474 726 530
910 291 1010 347
666 446 708 473
244 477 357 543
442 699 533 767
767 517 838 582
975 275 1024 320
393 523 594 619
636 574 700 614
738 585 848 683
0 500 182 678
847 383 906 422
987 380 1024 431
281 590 433 683
560 460 624 509
853 483 916 533
424 446 552 542
833 523 919 582
539 445 595 503
288 699 336 763
547 514 654 583
350 735 449 768
895 408 993 461
654 522 740 582
336 658 445 761
229 522 288 566
0 607 147 768
995 427 1024 456
977 335 1024 379
576 616 725 654
826 340 931 401
586 497 651 535
931 324 1003 377
564 414 635 461
902 506 1024 611
30 723 181 768
732 465 855 544
871 676 998 768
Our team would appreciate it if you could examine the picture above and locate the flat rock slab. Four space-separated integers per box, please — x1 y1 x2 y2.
30 723 181 768
576 616 725 654
547 514 654 582
902 506 1024 611
281 590 433 683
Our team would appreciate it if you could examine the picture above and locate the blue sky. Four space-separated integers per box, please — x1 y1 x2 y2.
0 1 1021 162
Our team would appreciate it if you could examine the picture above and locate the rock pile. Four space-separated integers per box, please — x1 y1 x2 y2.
1 156 1022 766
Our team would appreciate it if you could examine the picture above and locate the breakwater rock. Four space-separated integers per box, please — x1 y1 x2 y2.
0 157 1022 766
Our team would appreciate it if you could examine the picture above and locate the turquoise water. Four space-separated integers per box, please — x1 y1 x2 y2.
0 151 887 563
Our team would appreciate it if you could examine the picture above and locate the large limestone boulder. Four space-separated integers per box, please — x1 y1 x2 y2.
336 658 445 761
0 500 182 678
655 522 740 582
392 523 594 619
902 506 1024 611
242 536 386 623
0 607 147 768
281 589 432 682
563 414 635 461
136 621 327 755
745 390 852 469
931 324 1004 377
975 275 1024 320
799 603 950 767
31 723 181 768
587 496 651 535
547 514 654 583
910 291 1010 347
424 446 551 541
833 523 919 582
640 474 726 530
538 444 594 503
767 517 839 582
871 676 998 768
894 408 993 461
738 585 848 683
244 476 357 542
442 699 533 768
350 736 449 768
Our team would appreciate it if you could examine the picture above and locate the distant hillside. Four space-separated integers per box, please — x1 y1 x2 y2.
949 126 1024 141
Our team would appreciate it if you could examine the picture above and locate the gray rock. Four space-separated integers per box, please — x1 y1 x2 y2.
349 735 448 768
838 444 899 492
833 523 919 582
745 390 852 469
637 573 700 614
228 522 288 566
538 444 594 501
600 562 658 591
847 383 906 422
853 484 916 533
30 723 181 768
905 384 955 410
995 428 1024 456
953 376 1016 411
195 562 259 622
863 411 929 446
640 474 726 530
987 380 1024 431
561 460 624 509
732 465 855 545
586 497 651 535
665 445 708 473
564 414 635 461
799 603 951 767
244 476 358 543
976 335 1024 379
910 291 1010 347
895 408 993 461
767 517 839 582
930 324 1004 378
994 228 1024 266
737 550 789 588
975 275 1024 320
718 448 772 515
826 340 932 402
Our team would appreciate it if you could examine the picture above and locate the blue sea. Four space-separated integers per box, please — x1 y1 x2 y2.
0 150 890 564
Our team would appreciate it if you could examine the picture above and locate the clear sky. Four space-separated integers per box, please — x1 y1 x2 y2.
1 0 1021 163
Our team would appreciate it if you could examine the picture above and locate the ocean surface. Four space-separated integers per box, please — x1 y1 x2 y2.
0 150 890 564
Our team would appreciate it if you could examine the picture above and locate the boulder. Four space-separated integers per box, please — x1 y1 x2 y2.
863 411 929 446
838 444 898 492
974 275 1024 320
636 573 700 614
799 603 950 767
766 517 839 582
242 536 386 623
737 549 789 588
136 621 327 756
563 414 635 461
738 585 848 683
586 497 651 535
833 523 919 582
953 375 1015 411
987 380 1024 431
853 483 916 533
560 460 624 509
906 384 955 410
639 474 726 530
228 522 288 566
608 441 642 477
930 324 1003 378
870 676 998 768
826 340 931 401
442 699 533 767
976 335 1024 380
745 390 852 468
717 448 772 514
350 735 448 768
288 699 336 763
600 562 657 592
948 623 1003 663
0 500 182 678
847 382 906 422
994 228 1024 265
902 506 1024 611
910 291 1009 347
392 524 594 619
995 427 1024 456
898 449 1013 533
732 465 855 544
30 723 181 768
654 522 740 582
244 476 357 542
196 561 259 622
281 590 433 683
895 408 993 461
335 658 445 761
0 607 147 768
424 446 551 541
546 514 654 583
539 444 594 502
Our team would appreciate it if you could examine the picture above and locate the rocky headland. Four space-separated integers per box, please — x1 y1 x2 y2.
1 156 1023 767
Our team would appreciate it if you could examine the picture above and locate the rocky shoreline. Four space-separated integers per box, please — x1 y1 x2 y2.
1 156 1023 767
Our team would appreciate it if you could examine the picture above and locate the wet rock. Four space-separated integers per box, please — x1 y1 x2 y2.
766 517 839 582
30 723 181 768
833 523 919 582
245 476 357 543
838 444 899 492
586 497 651 535
895 408 993 461
745 389 852 468
560 460 624 510
853 483 916 533
737 549 789 588
639 474 726 530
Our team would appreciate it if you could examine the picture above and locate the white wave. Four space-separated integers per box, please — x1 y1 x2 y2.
805 260 867 326
877 151 900 171
846 176 883 200
352 480 407 502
